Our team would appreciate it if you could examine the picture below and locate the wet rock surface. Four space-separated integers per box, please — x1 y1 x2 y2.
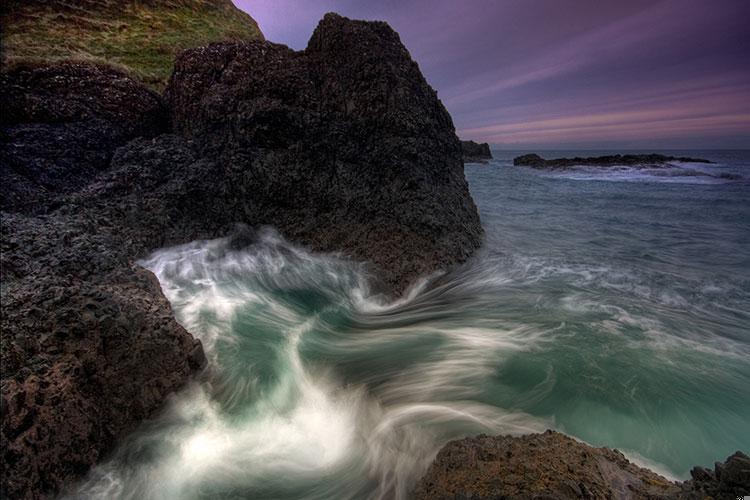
513 153 712 169
414 431 750 500
1 13 481 498
461 140 493 163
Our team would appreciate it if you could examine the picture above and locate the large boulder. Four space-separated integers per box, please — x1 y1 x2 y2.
685 451 750 499
413 431 681 499
0 220 205 498
162 12 483 292
0 67 202 499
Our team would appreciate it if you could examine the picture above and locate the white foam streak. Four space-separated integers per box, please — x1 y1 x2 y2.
71 230 552 499
351 275 435 314
72 226 743 498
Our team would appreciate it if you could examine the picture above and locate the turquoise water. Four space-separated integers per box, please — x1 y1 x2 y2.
72 151 750 499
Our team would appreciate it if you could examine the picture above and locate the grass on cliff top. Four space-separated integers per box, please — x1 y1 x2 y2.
0 0 263 89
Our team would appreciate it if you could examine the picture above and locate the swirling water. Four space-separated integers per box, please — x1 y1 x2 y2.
72 150 750 499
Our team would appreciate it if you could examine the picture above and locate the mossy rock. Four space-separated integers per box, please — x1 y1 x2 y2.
0 0 263 89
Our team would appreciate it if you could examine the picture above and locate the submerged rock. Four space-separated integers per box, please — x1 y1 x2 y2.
415 431 750 500
513 153 712 169
460 140 493 163
1 12 482 498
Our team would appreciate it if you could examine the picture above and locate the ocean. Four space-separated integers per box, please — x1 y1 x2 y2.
70 150 750 499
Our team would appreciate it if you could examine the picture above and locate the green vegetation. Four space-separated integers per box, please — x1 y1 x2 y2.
1 0 263 88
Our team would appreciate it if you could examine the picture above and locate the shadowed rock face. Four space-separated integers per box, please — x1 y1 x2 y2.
0 63 166 213
1 13 482 498
0 64 205 500
687 451 750 499
460 140 492 163
414 431 750 500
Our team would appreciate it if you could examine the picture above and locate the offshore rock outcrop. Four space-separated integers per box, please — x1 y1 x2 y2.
514 153 712 169
461 140 493 163
0 13 482 498
414 431 750 500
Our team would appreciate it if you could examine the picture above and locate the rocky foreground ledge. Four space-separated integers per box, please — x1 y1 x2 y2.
0 13 481 498
415 431 750 500
514 153 712 169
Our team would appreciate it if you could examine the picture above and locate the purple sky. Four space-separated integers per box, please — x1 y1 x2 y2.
233 0 750 149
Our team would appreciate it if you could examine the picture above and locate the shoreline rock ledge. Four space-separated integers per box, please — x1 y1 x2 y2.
0 12 482 498
414 431 750 500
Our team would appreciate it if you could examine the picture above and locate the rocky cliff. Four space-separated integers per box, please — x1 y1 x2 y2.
0 12 482 498
415 431 750 499
460 139 493 163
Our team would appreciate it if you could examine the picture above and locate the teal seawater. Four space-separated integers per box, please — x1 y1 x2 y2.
71 150 750 499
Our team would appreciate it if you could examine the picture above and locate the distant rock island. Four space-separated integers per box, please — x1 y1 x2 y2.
514 153 712 169
461 140 493 163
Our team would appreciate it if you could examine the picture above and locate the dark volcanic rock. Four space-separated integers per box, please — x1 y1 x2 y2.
1 12 482 498
415 431 750 500
460 140 493 163
161 12 482 291
0 67 201 499
513 153 712 169
683 451 750 499
0 63 167 213
413 431 682 500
